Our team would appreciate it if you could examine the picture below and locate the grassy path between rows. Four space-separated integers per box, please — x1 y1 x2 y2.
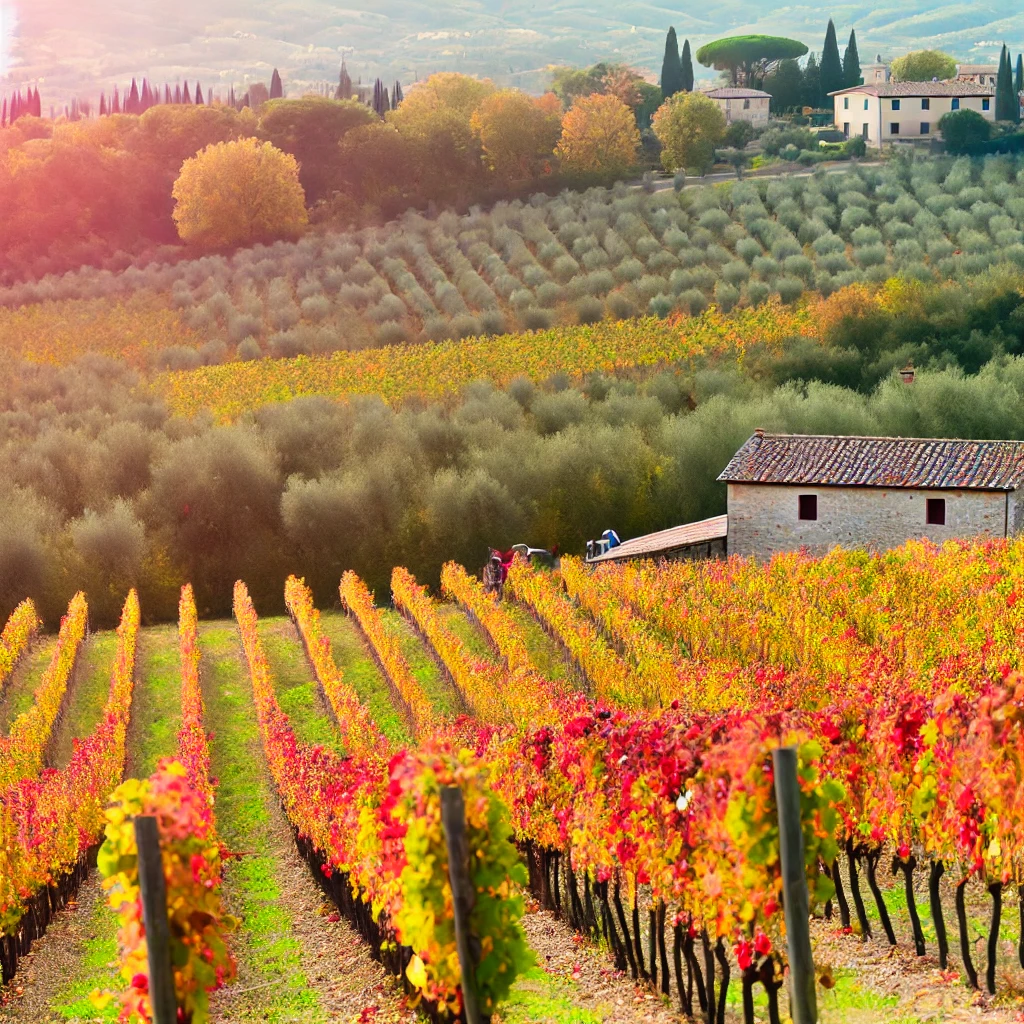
318 610 412 746
0 637 59 733
49 630 118 769
376 608 463 718
0 625 182 1023
199 622 408 1023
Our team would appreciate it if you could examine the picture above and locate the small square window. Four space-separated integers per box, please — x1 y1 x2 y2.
952 98 960 110
921 98 930 110
921 122 930 134
798 495 818 521
982 97 990 111
892 99 901 110
926 498 946 526
890 122 900 134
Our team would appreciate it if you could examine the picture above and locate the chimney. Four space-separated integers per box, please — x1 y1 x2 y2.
754 427 765 438
900 363 915 385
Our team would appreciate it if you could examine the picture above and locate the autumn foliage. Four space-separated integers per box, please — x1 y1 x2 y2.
172 138 308 250
556 94 640 174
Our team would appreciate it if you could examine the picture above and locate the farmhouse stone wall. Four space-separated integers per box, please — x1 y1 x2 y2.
727 483 1016 560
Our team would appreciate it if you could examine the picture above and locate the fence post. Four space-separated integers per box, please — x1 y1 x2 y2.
134 815 178 1024
772 746 817 1024
440 786 483 1024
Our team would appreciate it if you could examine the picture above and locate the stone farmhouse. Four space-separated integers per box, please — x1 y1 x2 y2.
704 87 771 127
829 81 995 147
587 433 1024 565
956 64 999 87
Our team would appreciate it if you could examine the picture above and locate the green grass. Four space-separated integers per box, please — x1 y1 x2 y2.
436 604 496 662
198 622 326 1022
257 617 344 754
53 624 184 1021
50 631 119 768
52 888 122 1022
0 636 58 732
498 966 602 1024
126 623 182 777
318 610 410 747
505 603 571 685
379 608 463 718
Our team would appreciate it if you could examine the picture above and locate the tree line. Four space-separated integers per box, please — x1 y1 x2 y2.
2 265 1024 626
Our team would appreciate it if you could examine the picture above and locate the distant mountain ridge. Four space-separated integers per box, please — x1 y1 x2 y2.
5 0 1023 109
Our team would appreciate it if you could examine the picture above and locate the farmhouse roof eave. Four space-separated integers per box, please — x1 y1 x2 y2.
718 433 1024 491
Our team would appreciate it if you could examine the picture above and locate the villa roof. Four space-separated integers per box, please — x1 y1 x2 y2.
704 87 771 99
828 81 995 98
718 434 1024 491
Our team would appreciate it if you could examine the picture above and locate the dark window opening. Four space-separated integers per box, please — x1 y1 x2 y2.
798 494 818 521
926 498 946 526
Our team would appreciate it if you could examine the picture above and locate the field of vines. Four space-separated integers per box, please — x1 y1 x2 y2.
5 539 1024 1023
4 157 1024 383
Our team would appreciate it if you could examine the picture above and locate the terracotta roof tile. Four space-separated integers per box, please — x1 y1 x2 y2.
829 81 995 97
718 434 1024 490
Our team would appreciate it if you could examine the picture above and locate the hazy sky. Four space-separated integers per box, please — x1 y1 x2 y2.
0 4 13 77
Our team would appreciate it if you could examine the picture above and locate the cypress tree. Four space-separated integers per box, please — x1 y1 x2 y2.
1017 53 1024 96
270 68 283 99
843 29 861 87
802 53 820 110
99 93 107 116
819 19 844 105
997 45 1014 120
228 85 236 108
127 78 140 115
112 87 121 114
660 27 683 98
182 81 192 104
681 38 694 92
1 97 6 128
393 80 404 107
195 83 204 104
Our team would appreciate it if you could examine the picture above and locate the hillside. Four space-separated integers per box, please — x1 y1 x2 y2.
5 0 1023 108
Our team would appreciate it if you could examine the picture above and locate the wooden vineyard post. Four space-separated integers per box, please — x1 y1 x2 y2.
134 815 178 1024
441 786 483 1024
772 747 817 1024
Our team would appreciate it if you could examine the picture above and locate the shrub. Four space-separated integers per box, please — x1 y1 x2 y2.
236 337 263 360
851 225 883 247
614 257 645 282
770 237 802 261
647 293 675 318
300 295 332 322
636 275 669 302
551 254 581 282
375 321 410 345
607 291 637 319
721 260 750 286
678 288 708 315
776 276 805 304
575 296 605 323
853 243 887 267
158 345 203 371
449 314 483 339
735 237 762 264
783 254 814 282
480 309 508 335
812 231 845 256
520 307 552 330
713 280 740 313
752 255 781 281
746 280 771 306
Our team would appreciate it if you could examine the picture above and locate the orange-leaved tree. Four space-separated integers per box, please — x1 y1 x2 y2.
470 89 562 180
555 93 640 175
172 137 308 250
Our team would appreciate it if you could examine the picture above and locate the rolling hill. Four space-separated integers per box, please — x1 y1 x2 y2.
2 0 1023 110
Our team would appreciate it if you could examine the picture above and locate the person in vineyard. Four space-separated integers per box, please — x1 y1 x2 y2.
483 553 505 600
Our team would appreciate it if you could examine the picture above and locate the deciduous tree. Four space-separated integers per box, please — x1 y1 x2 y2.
938 108 992 153
555 93 640 175
652 90 726 174
172 137 308 249
259 96 375 203
890 50 957 82
470 90 561 180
